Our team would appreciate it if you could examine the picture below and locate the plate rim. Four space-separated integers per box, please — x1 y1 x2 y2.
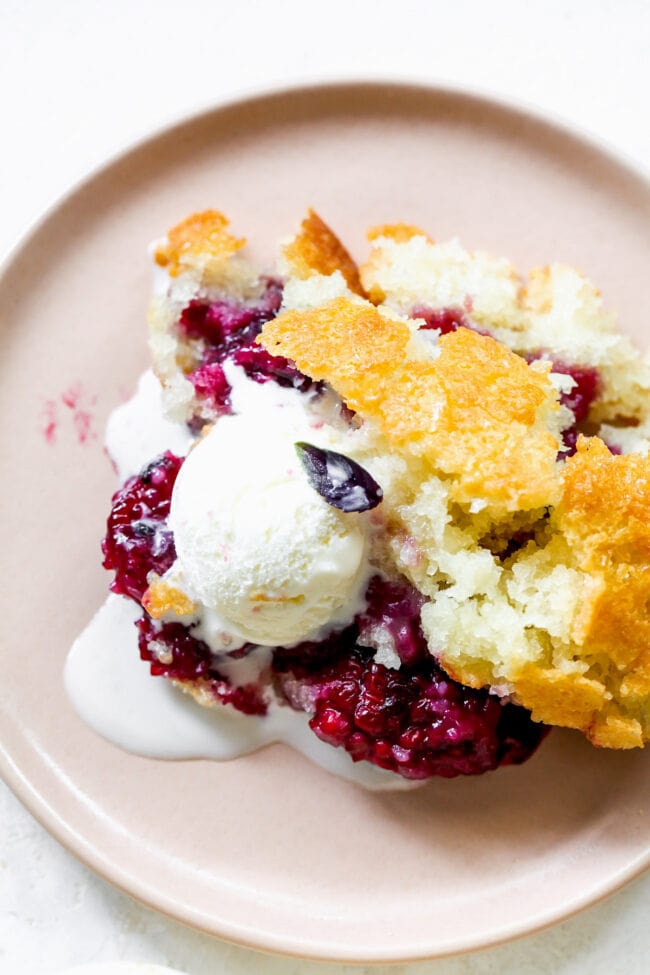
1 78 649 963
2 73 649 278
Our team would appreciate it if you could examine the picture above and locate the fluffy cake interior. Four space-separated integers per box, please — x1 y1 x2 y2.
361 230 650 425
149 209 650 749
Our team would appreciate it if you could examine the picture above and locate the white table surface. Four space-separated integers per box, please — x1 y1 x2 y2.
1 1 649 973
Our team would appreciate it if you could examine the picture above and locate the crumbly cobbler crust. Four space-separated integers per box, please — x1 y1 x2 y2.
282 209 366 297
261 300 561 512
154 209 246 280
148 209 650 749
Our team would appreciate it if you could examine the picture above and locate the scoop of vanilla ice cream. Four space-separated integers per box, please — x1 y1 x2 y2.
168 411 369 646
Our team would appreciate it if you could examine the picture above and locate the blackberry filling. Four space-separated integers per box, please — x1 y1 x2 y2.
178 279 317 413
357 575 428 667
103 454 547 777
187 361 231 416
413 305 471 335
179 278 283 346
413 305 494 340
524 355 600 456
273 579 547 779
137 614 267 716
276 648 546 780
102 451 182 603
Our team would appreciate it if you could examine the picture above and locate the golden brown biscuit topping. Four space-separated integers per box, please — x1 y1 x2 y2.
260 297 560 511
147 206 650 750
154 210 245 278
282 209 366 296
367 223 432 244
142 576 197 619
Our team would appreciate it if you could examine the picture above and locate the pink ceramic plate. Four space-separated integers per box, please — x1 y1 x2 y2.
0 82 648 963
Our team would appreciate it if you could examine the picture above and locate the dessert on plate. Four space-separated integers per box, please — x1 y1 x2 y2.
68 208 650 785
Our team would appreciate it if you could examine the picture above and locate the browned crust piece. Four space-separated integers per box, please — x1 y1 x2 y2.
367 223 432 244
559 438 649 746
259 297 560 512
154 209 245 278
142 577 197 619
283 209 366 296
494 439 650 748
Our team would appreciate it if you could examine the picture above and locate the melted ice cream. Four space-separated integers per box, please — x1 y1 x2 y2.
65 371 415 791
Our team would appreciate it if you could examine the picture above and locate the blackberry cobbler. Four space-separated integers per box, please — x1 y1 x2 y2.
98 209 649 783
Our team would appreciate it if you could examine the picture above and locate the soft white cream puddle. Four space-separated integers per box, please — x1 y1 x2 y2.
65 595 412 790
65 371 415 791
105 370 195 482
